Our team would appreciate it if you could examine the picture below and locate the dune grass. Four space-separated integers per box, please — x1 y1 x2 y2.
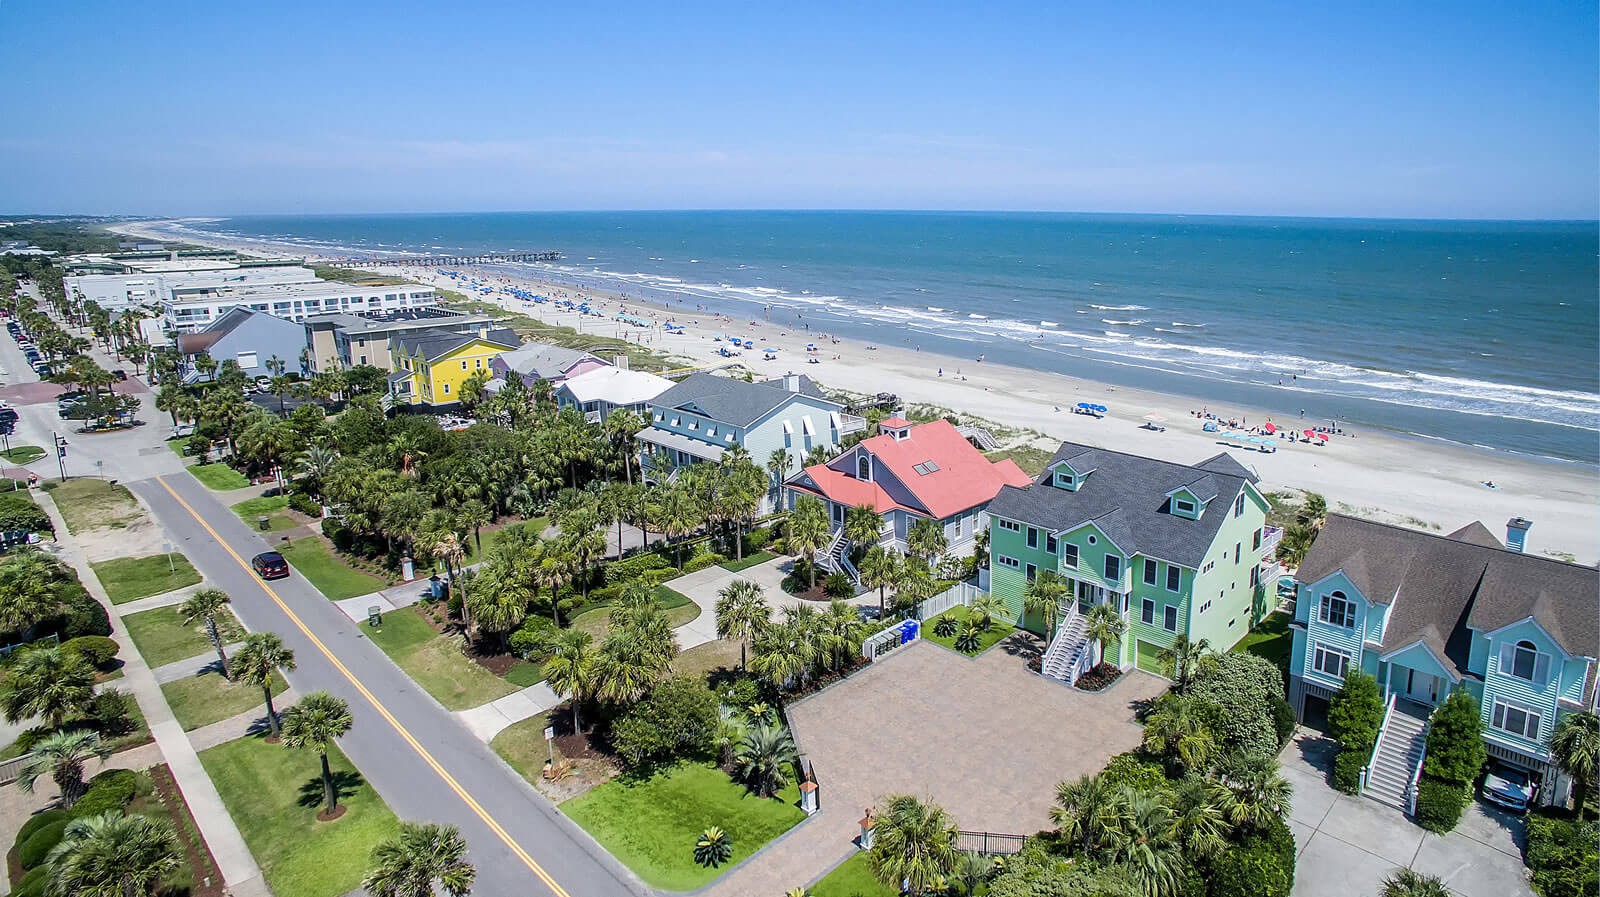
48 478 140 533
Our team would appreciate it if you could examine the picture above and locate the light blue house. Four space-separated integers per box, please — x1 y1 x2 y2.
1289 514 1596 811
636 373 861 511
175 306 312 383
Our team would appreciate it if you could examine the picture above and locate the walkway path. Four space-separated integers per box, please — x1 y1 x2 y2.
150 642 244 684
114 582 205 615
34 490 271 897
186 688 300 752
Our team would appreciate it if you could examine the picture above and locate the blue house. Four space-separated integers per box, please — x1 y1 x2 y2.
637 373 862 510
1289 514 1596 811
175 307 312 383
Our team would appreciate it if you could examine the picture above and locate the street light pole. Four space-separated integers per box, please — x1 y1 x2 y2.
52 432 67 482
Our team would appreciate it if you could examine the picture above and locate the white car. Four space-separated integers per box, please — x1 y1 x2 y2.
1481 761 1536 812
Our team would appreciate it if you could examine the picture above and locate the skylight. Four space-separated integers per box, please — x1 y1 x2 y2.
913 461 940 475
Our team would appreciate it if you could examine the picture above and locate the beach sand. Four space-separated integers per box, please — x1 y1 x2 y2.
114 220 1600 564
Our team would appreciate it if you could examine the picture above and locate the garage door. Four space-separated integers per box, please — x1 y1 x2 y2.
1136 639 1164 674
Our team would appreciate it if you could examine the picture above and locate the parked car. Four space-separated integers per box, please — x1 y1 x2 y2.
1481 760 1537 812
111 369 128 381
170 423 195 439
251 551 290 580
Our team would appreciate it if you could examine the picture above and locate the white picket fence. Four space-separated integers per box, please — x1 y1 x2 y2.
915 580 981 622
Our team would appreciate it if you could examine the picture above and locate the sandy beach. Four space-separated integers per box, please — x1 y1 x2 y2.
115 220 1600 564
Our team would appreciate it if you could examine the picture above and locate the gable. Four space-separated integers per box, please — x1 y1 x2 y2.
1301 570 1374 609
1382 641 1458 682
1061 520 1129 558
1483 617 1569 661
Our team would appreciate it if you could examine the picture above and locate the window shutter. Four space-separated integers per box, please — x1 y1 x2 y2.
1320 595 1329 622
1534 654 1551 683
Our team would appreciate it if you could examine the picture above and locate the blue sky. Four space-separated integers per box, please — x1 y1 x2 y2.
1 0 1594 218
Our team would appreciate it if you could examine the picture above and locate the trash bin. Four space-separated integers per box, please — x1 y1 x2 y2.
429 576 445 600
257 516 270 531
367 606 382 627
899 620 919 644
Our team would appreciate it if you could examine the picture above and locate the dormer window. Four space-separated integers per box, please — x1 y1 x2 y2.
1501 640 1550 683
1174 498 1196 515
857 455 870 480
1054 470 1076 490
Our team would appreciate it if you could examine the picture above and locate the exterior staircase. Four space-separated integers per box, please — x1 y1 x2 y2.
1040 606 1089 683
1364 704 1429 812
818 529 849 576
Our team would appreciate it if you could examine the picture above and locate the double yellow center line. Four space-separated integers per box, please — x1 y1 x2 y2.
156 476 573 897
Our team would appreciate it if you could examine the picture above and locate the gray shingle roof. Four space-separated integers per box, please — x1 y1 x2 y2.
496 341 595 378
987 442 1254 567
758 374 828 400
1298 514 1598 666
653 372 839 428
392 328 516 362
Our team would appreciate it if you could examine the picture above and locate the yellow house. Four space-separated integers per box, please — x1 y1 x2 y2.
388 328 518 407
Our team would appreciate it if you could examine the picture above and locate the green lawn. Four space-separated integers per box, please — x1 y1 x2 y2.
490 712 558 786
811 851 897 897
91 553 201 604
231 494 296 532
670 638 743 686
161 671 288 731
720 550 777 572
365 608 518 710
562 760 806 890
1232 610 1292 669
124 604 244 669
166 436 192 458
199 735 400 897
190 463 250 490
278 538 387 601
504 659 545 687
571 600 700 641
0 445 44 464
923 605 1017 656
48 478 140 533
652 584 693 608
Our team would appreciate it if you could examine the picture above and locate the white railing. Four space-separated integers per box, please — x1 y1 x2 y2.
0 752 34 785
1361 691 1398 796
819 529 847 574
863 619 916 660
1260 525 1284 560
837 413 868 435
915 581 979 621
1406 734 1427 817
839 543 859 583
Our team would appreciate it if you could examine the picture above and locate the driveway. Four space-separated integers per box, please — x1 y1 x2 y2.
1281 729 1534 897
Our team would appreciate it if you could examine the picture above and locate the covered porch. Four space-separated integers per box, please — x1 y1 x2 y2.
1379 640 1458 710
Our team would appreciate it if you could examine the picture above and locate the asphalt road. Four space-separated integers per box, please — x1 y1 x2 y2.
130 472 644 897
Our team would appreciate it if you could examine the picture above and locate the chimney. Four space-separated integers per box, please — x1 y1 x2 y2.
1506 517 1532 553
614 353 629 370
784 374 800 393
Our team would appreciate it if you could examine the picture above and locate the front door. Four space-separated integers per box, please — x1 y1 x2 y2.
1405 668 1437 705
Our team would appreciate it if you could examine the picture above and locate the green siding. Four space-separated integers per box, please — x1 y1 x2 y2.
1186 487 1269 652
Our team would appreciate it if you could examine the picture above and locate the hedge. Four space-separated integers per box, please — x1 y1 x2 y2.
604 552 672 584
17 819 68 869
71 768 137 818
0 494 50 535
1527 813 1599 897
63 635 119 668
681 551 726 575
10 866 47 897
1207 816 1296 897
1331 749 1366 794
288 492 322 517
1413 774 1470 833
14 809 68 849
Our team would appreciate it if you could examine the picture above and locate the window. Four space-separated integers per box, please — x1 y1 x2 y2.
462 360 469 369
1500 640 1550 683
857 455 870 479
1491 700 1542 740
1166 565 1181 592
1319 592 1355 628
1056 471 1075 488
1143 558 1158 585
442 383 450 395
1163 605 1178 632
1249 565 1260 587
1198 599 1212 614
1104 555 1121 581
1087 534 1097 545
1235 494 1246 517
997 519 1021 532
1175 499 1195 515
236 351 258 370
1252 528 1262 551
1027 527 1038 549
1046 534 1057 554
1025 563 1037 583
997 555 1020 569
1235 542 1242 563
1141 599 1155 625
1313 645 1350 679
475 358 483 368
1063 543 1079 568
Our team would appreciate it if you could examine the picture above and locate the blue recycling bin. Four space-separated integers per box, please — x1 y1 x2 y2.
429 576 446 600
899 620 919 644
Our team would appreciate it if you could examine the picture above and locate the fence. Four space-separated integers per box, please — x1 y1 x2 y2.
0 752 34 785
956 830 1028 856
0 633 58 660
915 580 980 622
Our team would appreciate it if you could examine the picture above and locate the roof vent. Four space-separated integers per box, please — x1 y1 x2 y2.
1506 517 1532 553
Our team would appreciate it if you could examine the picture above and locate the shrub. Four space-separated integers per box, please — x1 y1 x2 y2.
1331 748 1366 794
11 725 53 755
681 551 726 575
1100 752 1170 792
611 676 720 768
604 552 672 584
1423 689 1486 785
1269 694 1297 747
823 572 854 600
508 617 558 659
933 615 960 638
1526 813 1599 897
186 433 211 459
1328 669 1384 749
1190 652 1287 759
87 689 135 736
1075 663 1123 692
0 494 50 535
717 676 761 709
321 518 353 550
1413 774 1470 833
1206 830 1293 897
13 809 68 849
71 768 138 819
288 492 322 517
954 624 983 653
62 635 119 669
9 866 47 897
17 818 68 869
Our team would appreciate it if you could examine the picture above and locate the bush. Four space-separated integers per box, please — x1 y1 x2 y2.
681 551 726 575
1413 774 1470 833
1100 752 1170 792
1527 813 1599 897
823 572 854 600
1332 749 1366 795
611 676 720 768
1328 669 1384 749
716 676 761 709
87 689 135 736
10 866 47 897
1269 695 1297 747
0 494 50 535
1423 689 1487 785
604 552 672 584
1206 829 1294 897
288 492 322 517
62 635 119 668
13 809 68 850
17 818 68 869
1190 652 1286 759
11 725 53 755
509 617 558 659
186 433 211 459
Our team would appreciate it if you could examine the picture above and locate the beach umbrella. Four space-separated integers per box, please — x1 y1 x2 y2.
1077 402 1093 410
1092 404 1108 413
1316 432 1329 442
1263 422 1276 434
1303 429 1315 439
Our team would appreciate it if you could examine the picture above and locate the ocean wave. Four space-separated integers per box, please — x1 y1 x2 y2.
1101 318 1147 326
1088 304 1150 311
1170 321 1206 328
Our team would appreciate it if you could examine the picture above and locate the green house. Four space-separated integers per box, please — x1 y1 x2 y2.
986 442 1277 685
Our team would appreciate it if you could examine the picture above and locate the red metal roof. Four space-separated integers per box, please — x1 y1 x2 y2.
791 419 1032 519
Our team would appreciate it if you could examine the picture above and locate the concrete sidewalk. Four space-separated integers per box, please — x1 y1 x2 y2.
150 643 244 684
36 490 271 897
115 582 206 615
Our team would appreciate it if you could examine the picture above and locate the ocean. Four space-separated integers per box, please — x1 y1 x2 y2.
193 211 1599 463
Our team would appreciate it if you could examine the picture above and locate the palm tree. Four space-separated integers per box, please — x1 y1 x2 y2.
363 822 477 897
857 545 899 617
1167 777 1231 860
0 646 94 728
734 722 799 797
1547 710 1599 814
1214 753 1293 833
750 617 813 691
542 629 597 734
907 517 948 566
1051 771 1122 854
0 553 62 637
843 503 880 551
867 794 960 896
1107 788 1183 897
1023 569 1069 641
766 448 791 497
233 632 297 738
44 811 182 897
1380 869 1452 897
179 587 234 679
1155 633 1216 694
595 627 666 704
658 483 703 571
280 690 354 818
17 730 111 808
463 575 526 651
602 409 643 486
820 599 866 670
528 538 575 627
1083 603 1126 667
967 593 1004 631
714 580 770 670
787 496 829 590
1142 694 1218 772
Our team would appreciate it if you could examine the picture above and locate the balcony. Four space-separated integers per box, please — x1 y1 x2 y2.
837 413 868 436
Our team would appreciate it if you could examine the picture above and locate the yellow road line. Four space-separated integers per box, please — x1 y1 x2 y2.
155 476 573 897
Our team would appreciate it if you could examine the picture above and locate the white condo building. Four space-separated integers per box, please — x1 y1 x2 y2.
66 264 321 312
163 281 441 332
